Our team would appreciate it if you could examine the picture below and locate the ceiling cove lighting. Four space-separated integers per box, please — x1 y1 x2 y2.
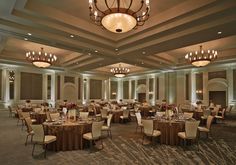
26 47 57 68
89 0 150 33
110 64 130 78
185 45 218 67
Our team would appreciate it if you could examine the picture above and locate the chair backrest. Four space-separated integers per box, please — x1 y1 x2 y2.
22 112 30 119
49 112 60 121
68 109 76 120
34 108 42 113
203 109 211 117
206 115 214 129
135 112 142 125
142 119 153 136
24 117 33 133
31 124 45 143
185 120 200 139
123 109 129 118
107 114 113 127
221 108 226 118
8 106 12 113
62 107 67 115
183 112 193 119
46 112 51 121
80 112 89 120
214 106 219 116
92 121 104 139
101 109 108 118
16 109 23 119
216 104 221 109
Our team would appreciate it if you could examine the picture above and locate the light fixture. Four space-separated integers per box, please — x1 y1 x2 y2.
185 45 217 67
9 71 15 83
27 33 32 36
110 64 130 78
89 0 150 33
26 47 57 68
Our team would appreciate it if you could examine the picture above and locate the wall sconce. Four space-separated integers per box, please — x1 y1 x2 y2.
196 90 203 94
112 92 117 96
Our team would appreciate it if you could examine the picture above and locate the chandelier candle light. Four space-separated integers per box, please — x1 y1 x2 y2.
89 0 150 33
26 47 57 68
185 45 217 67
110 64 130 78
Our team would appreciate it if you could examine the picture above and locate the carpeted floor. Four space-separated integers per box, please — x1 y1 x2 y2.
0 110 236 165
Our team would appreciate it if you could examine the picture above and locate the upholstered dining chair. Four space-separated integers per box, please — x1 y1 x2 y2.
100 108 108 120
201 109 211 121
142 119 161 145
80 112 89 120
183 112 194 119
49 112 60 121
178 120 200 150
102 114 113 138
198 115 214 138
83 121 104 151
8 106 16 117
120 109 129 123
31 124 57 158
24 117 34 146
215 108 226 123
135 112 143 133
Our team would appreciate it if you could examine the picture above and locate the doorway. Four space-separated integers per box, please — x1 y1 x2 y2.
209 91 226 107
138 93 146 103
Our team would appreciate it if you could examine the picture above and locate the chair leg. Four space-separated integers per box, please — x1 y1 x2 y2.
25 134 29 146
100 138 103 149
142 134 145 145
44 144 47 158
17 119 19 126
136 125 138 133
32 144 36 156
109 130 112 139
89 140 93 152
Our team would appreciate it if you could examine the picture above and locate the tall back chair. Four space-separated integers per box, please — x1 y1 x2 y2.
102 114 113 138
185 121 200 139
215 108 226 123
80 112 89 120
142 119 161 144
8 106 16 117
24 117 34 146
198 115 214 138
101 109 108 119
49 112 60 121
120 109 129 123
135 112 143 133
83 121 104 150
31 124 56 158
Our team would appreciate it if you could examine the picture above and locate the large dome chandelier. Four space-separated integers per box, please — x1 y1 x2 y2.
89 0 150 33
110 64 130 78
185 45 217 67
26 47 57 68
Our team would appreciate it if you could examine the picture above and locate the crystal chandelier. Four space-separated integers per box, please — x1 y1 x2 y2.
26 48 57 68
110 64 130 78
185 45 217 67
89 0 150 33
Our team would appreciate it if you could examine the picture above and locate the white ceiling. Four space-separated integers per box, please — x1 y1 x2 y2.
0 0 236 76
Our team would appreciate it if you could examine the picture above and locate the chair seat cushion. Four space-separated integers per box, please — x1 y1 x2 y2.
215 116 223 119
138 123 143 127
96 114 101 117
198 126 209 132
44 135 57 144
83 132 92 140
152 130 161 137
201 116 207 120
120 116 128 119
178 132 186 139
101 125 109 131
31 119 37 123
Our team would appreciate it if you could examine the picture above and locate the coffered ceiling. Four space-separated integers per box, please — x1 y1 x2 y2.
0 0 236 76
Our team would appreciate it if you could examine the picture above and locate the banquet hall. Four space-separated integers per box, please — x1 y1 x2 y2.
0 0 236 164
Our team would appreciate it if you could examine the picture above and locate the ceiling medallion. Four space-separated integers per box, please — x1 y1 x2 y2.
185 45 218 67
110 64 130 78
26 47 57 68
89 0 150 33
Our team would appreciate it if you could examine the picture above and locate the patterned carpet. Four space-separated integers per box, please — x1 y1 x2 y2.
1 110 236 165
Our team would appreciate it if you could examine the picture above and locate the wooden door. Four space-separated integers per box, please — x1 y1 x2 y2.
138 93 146 103
209 91 226 107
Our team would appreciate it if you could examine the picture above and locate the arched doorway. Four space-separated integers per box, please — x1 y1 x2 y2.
208 78 228 107
63 83 77 102
136 84 146 103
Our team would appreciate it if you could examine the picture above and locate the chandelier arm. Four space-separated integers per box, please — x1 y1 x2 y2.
126 0 133 13
117 0 120 12
132 0 144 16
105 0 112 12
94 1 106 15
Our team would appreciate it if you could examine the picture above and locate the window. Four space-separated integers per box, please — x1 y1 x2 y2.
90 79 102 99
185 74 189 100
123 81 129 99
47 75 51 100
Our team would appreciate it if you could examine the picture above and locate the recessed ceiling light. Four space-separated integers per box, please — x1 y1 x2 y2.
115 48 118 51
217 31 222 34
70 34 74 38
141 61 144 64
95 50 98 53
142 51 146 54
27 33 32 36
88 53 91 55
24 38 28 41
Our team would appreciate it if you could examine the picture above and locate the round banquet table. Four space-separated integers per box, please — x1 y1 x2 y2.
43 121 92 151
153 119 185 145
